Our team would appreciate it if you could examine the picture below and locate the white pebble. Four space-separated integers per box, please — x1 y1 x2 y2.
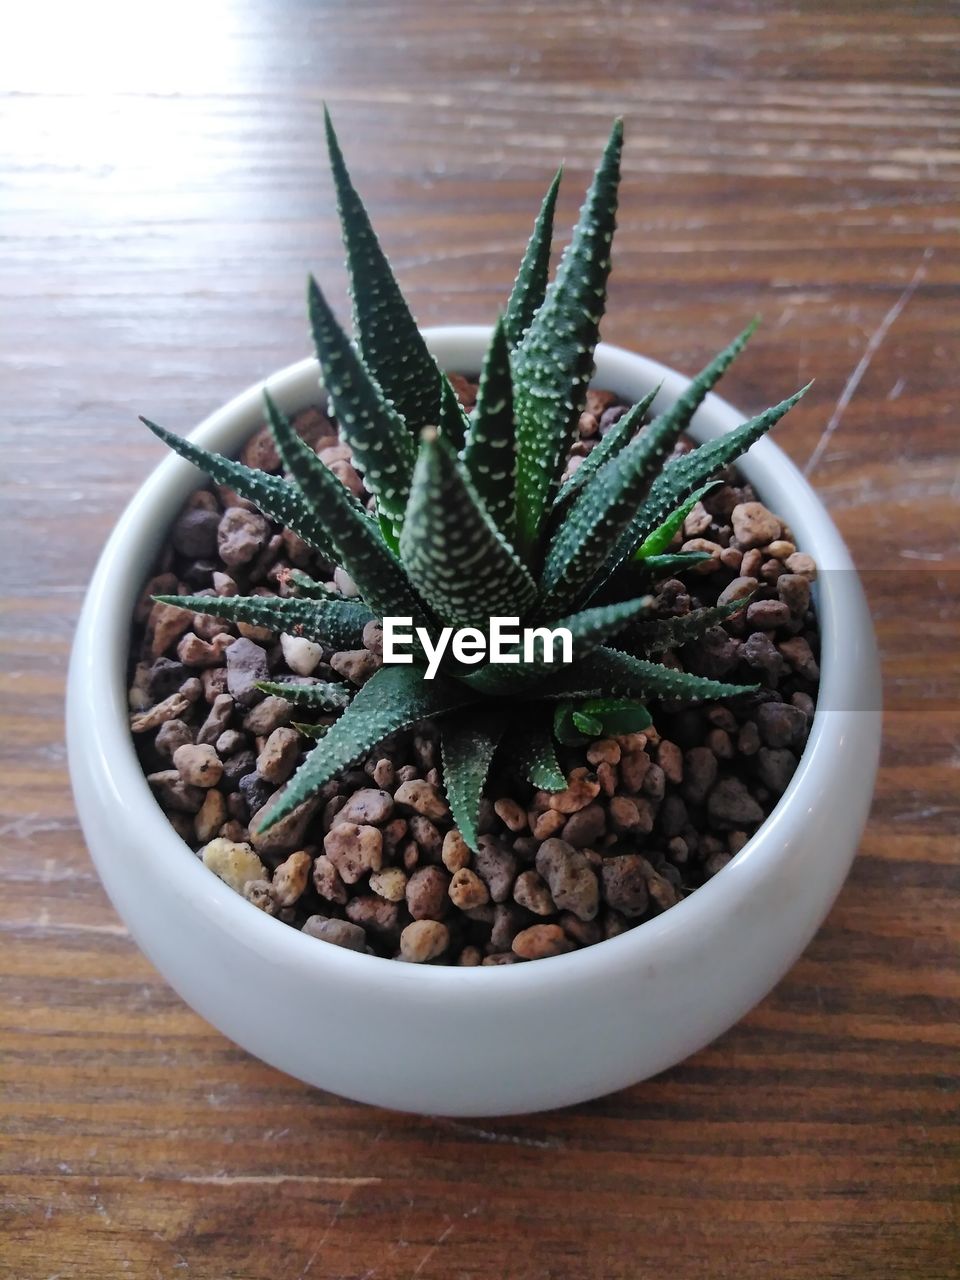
334 568 360 598
280 632 324 676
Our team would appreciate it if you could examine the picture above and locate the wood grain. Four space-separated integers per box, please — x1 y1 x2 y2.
1 2 957 1276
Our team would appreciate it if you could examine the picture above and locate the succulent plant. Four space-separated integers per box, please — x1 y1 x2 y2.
143 114 808 851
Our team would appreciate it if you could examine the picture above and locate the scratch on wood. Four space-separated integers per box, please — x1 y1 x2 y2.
804 249 932 477
412 1223 455 1278
180 1174 381 1186
434 1118 562 1150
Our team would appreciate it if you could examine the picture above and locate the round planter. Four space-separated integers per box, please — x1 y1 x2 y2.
67 328 881 1116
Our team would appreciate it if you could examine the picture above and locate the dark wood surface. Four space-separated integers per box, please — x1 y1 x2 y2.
2 3 958 1276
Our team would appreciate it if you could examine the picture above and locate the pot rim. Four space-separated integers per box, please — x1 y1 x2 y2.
69 326 867 995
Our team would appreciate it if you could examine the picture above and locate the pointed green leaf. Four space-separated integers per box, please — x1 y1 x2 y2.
285 569 338 598
459 594 654 695
399 430 537 628
511 120 623 558
634 481 720 559
324 107 441 430
622 595 755 656
142 418 334 560
538 406 693 615
554 384 660 511
293 722 331 741
153 592 372 649
511 723 567 791
307 275 415 533
539 322 764 613
255 679 353 712
637 551 713 577
461 317 516 535
582 697 652 736
544 646 757 703
436 366 468 449
572 709 604 737
257 664 473 831
503 167 562 347
441 710 510 853
596 384 811 596
263 392 431 627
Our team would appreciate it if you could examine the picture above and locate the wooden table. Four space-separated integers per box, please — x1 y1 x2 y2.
2 3 957 1276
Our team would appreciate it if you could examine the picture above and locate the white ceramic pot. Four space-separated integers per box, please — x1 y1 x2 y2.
68 328 881 1116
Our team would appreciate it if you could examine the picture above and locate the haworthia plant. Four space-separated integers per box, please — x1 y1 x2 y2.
144 116 808 847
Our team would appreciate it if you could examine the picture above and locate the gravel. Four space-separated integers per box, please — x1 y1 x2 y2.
130 397 820 963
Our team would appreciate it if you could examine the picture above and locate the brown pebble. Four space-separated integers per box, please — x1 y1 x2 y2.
619 750 651 793
194 788 227 843
302 915 367 952
406 865 450 920
249 789 321 857
244 879 277 915
448 867 490 910
707 777 765 829
512 924 573 960
746 599 791 630
361 619 384 656
372 758 395 790
779 636 820 680
777 573 811 615
312 854 348 904
272 850 311 907
494 797 527 832
608 794 654 835
329 649 379 685
130 691 191 733
338 787 394 826
561 803 606 847
257 726 300 784
323 823 384 884
601 855 651 918
732 502 781 549
400 920 449 963
409 814 442 862
586 738 621 766
683 747 718 804
717 576 758 610
441 828 471 873
473 836 518 903
345 895 400 936
218 506 269 568
532 808 566 840
148 762 204 814
681 538 724 572
535 839 599 922
172 743 223 788
737 721 761 756
196 692 235 746
513 869 555 916
548 768 601 814
394 779 450 823
243 695 293 736
155 718 193 758
656 740 684 785
785 551 817 580
147 600 193 659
